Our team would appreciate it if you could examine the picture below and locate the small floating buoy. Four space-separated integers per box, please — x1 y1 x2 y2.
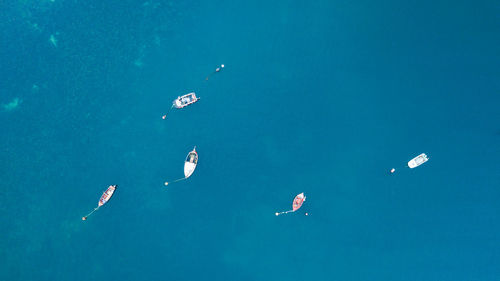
206 64 225 80
275 212 279 216
305 212 309 216
164 182 169 186
390 168 396 173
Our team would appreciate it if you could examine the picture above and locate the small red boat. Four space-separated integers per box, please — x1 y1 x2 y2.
99 185 117 207
292 193 306 211
82 185 117 221
275 192 306 216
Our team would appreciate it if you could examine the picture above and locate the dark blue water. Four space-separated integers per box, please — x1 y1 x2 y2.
1 0 499 280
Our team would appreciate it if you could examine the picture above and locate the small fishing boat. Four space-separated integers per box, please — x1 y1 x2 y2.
99 185 117 206
82 185 117 221
292 193 306 211
408 153 429 168
164 147 198 186
184 147 198 178
162 93 200 119
174 92 199 109
275 192 306 216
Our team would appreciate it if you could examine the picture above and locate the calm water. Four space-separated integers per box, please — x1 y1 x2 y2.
1 0 499 280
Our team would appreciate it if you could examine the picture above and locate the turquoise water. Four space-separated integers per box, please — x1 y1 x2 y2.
1 0 499 280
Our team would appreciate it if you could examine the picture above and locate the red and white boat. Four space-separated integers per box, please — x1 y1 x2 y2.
275 192 306 216
173 92 200 109
82 185 117 220
99 185 117 207
292 193 306 211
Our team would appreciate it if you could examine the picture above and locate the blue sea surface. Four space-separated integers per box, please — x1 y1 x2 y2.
1 0 499 280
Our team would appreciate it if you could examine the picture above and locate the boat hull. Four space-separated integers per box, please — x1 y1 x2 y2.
184 162 197 178
173 92 199 109
292 193 306 211
98 185 117 207
184 148 198 178
408 153 429 168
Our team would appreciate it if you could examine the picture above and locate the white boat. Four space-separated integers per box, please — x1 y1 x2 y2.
408 153 429 168
174 92 199 109
184 147 198 178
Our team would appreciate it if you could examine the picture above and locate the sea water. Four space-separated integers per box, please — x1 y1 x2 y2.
0 0 499 280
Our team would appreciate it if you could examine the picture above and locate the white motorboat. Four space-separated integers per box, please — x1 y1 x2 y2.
184 147 198 178
174 92 199 109
408 153 429 168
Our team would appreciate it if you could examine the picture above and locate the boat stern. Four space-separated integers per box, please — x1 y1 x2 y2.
184 162 197 178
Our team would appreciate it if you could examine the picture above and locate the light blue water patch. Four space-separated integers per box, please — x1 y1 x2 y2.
2 97 21 111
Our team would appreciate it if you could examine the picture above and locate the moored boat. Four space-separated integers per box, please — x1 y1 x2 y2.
184 147 198 178
275 192 306 216
174 92 199 109
292 193 306 211
99 185 117 207
82 185 117 220
408 153 429 168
